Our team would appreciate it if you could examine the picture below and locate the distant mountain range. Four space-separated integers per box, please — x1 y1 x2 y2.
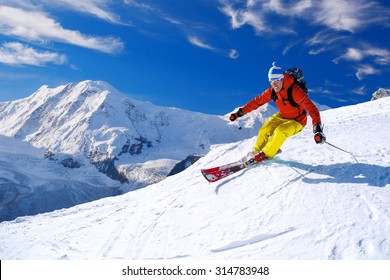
0 80 275 188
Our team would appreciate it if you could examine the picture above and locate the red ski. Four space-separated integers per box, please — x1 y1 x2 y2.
201 152 270 183
201 161 247 182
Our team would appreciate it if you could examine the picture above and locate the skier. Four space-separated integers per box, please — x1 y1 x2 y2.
229 62 326 163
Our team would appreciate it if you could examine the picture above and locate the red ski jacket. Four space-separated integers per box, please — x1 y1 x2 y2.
242 73 321 126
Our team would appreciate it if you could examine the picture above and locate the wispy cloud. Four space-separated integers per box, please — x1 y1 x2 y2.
43 0 122 24
334 48 364 63
219 2 267 33
0 6 124 53
219 0 390 33
229 49 239 59
123 1 237 59
123 0 156 12
282 40 303 55
306 31 349 48
2 0 123 24
351 85 367 95
310 86 334 95
313 1 364 32
188 36 239 60
306 31 350 56
188 36 215 50
367 48 390 65
218 0 390 74
314 0 388 32
355 64 379 80
264 0 312 17
0 42 67 66
163 17 183 25
333 46 390 65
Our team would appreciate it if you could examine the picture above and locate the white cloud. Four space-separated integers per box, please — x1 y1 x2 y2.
314 0 387 32
0 42 67 66
282 41 302 55
351 85 366 95
355 64 379 80
365 48 390 65
330 45 389 80
219 0 390 34
310 86 334 95
314 0 360 32
0 6 124 53
48 0 121 23
163 17 183 25
333 48 364 64
2 0 122 24
188 36 238 59
306 31 348 47
229 49 239 59
219 2 267 33
264 0 312 17
188 36 215 50
123 0 157 13
333 46 390 65
306 31 348 56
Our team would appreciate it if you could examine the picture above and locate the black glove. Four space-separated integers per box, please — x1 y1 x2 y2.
313 123 326 144
229 108 244 121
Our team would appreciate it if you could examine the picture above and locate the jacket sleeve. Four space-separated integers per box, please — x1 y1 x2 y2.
241 88 273 115
292 85 321 125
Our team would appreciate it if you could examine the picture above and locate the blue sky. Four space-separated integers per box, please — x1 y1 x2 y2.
0 0 389 115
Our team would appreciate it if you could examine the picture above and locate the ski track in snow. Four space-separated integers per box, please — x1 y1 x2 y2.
210 227 296 253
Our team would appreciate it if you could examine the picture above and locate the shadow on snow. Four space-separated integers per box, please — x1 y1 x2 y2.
214 159 389 193
276 160 389 188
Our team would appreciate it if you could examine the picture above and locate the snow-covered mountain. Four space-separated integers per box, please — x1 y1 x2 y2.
0 135 123 222
371 88 390 100
0 96 389 260
0 80 278 221
0 80 275 187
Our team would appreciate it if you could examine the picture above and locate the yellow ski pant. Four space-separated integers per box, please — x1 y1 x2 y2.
253 113 304 158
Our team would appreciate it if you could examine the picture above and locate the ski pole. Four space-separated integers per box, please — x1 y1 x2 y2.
324 140 359 163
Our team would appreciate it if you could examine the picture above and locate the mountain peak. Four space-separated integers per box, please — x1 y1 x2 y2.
27 80 119 103
69 80 119 94
0 80 267 187
371 88 390 101
59 80 123 100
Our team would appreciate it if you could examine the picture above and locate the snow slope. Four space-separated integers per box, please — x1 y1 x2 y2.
0 97 389 260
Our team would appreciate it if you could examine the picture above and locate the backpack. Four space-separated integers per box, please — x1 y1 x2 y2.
271 67 308 108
